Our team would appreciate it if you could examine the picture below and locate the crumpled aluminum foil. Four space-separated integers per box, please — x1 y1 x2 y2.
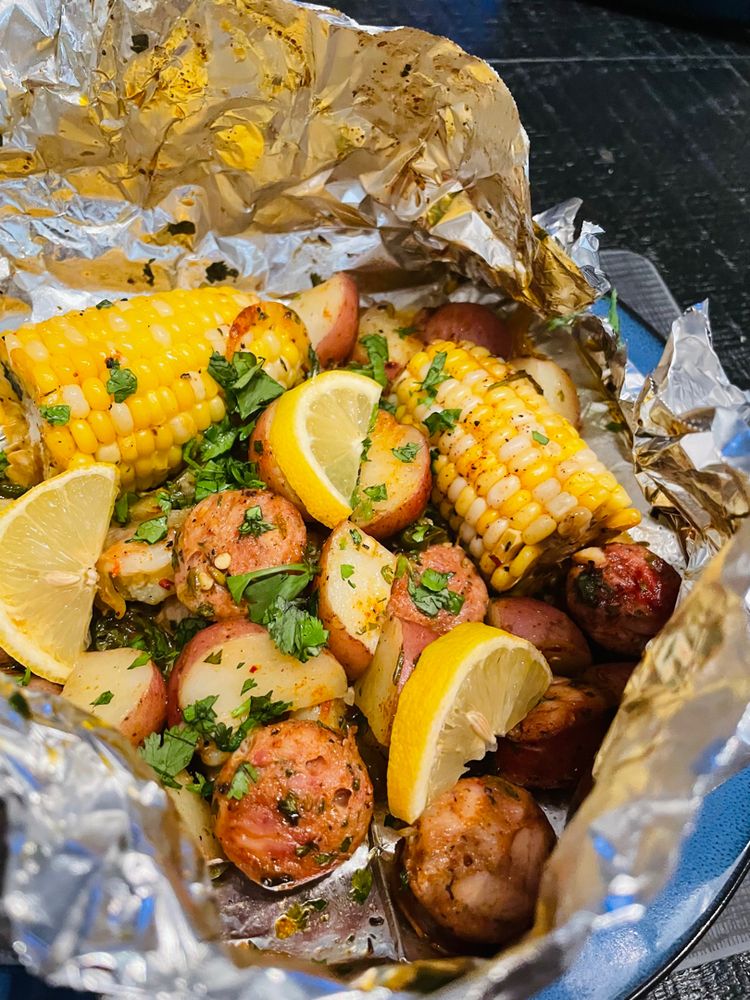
1 0 750 998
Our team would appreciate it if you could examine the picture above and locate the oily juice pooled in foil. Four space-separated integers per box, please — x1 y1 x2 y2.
0 1 749 998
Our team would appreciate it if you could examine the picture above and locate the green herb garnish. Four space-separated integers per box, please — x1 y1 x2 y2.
392 442 419 463
105 360 138 403
238 505 275 538
131 515 168 544
423 408 461 437
39 404 70 426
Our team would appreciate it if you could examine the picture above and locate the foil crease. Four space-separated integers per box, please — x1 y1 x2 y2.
1 1 750 998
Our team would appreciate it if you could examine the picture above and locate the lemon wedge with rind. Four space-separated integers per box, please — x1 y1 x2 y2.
387 622 552 823
0 464 118 683
268 370 381 528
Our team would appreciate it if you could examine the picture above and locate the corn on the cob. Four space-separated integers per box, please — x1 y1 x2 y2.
392 340 641 592
0 288 309 492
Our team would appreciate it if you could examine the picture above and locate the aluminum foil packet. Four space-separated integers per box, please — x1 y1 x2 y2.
1 0 750 998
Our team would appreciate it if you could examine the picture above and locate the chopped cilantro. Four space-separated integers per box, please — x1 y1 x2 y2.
106 361 138 403
363 483 387 503
340 564 355 582
395 324 418 339
204 649 223 665
90 690 114 707
310 272 323 287
407 568 465 618
238 505 275 538
240 677 257 696
226 563 314 617
392 442 419 463
353 334 389 387
113 492 136 525
95 299 114 310
128 651 151 670
295 841 318 857
278 791 301 825
398 516 449 551
379 397 397 415
532 430 549 446
350 867 373 904
39 404 70 426
420 351 449 399
227 761 259 800
274 899 327 939
131 515 168 544
140 726 199 788
207 350 283 422
380 564 394 584
307 345 321 378
265 598 329 662
91 607 178 672
424 408 461 436
18 666 31 687
185 772 214 799
349 528 363 547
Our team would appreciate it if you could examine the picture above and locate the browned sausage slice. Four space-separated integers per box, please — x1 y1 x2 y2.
494 677 613 789
401 776 555 947
566 543 680 656
388 544 488 636
214 719 373 886
174 489 306 619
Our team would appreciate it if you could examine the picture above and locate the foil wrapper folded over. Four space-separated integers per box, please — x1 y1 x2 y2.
1 0 750 998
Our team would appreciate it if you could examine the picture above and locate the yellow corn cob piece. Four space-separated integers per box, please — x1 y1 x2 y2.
0 369 43 490
0 288 310 492
392 340 641 593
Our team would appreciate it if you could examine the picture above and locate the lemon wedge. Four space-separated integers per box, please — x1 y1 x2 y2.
0 464 118 683
268 370 381 527
387 622 552 823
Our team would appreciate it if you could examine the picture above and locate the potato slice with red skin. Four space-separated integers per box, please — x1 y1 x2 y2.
166 619 347 730
422 303 514 357
166 770 225 863
509 356 581 429
248 401 309 518
354 616 435 747
351 304 424 383
353 411 432 539
486 597 591 676
62 648 167 746
290 273 359 366
316 521 395 681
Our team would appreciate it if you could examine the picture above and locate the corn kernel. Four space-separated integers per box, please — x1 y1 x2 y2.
167 445 183 469
193 400 212 431
35 365 59 395
454 485 477 519
87 410 115 445
127 395 152 431
606 508 642 531
154 424 174 452
69 419 98 454
45 427 76 467
501 488 533 519
208 395 226 422
173 378 195 410
69 452 95 470
509 544 541 580
119 464 135 489
135 429 156 457
119 434 138 463
522 515 557 546
509 500 543 532
82 377 110 410
96 442 121 464
476 508 500 537
61 384 90 419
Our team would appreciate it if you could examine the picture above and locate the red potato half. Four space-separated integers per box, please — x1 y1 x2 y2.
167 619 348 732
354 616 436 747
353 410 432 539
290 273 359 366
316 520 396 681
62 648 167 746
351 304 424 383
486 597 591 676
422 302 514 358
509 356 581 429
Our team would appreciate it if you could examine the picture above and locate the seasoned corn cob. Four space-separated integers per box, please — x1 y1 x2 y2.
0 288 309 492
392 340 641 592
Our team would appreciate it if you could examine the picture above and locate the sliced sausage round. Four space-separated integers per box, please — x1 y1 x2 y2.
174 489 306 619
388 543 488 636
401 776 555 947
214 719 373 886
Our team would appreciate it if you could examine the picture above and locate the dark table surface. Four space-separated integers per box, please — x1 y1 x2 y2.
337 0 750 389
